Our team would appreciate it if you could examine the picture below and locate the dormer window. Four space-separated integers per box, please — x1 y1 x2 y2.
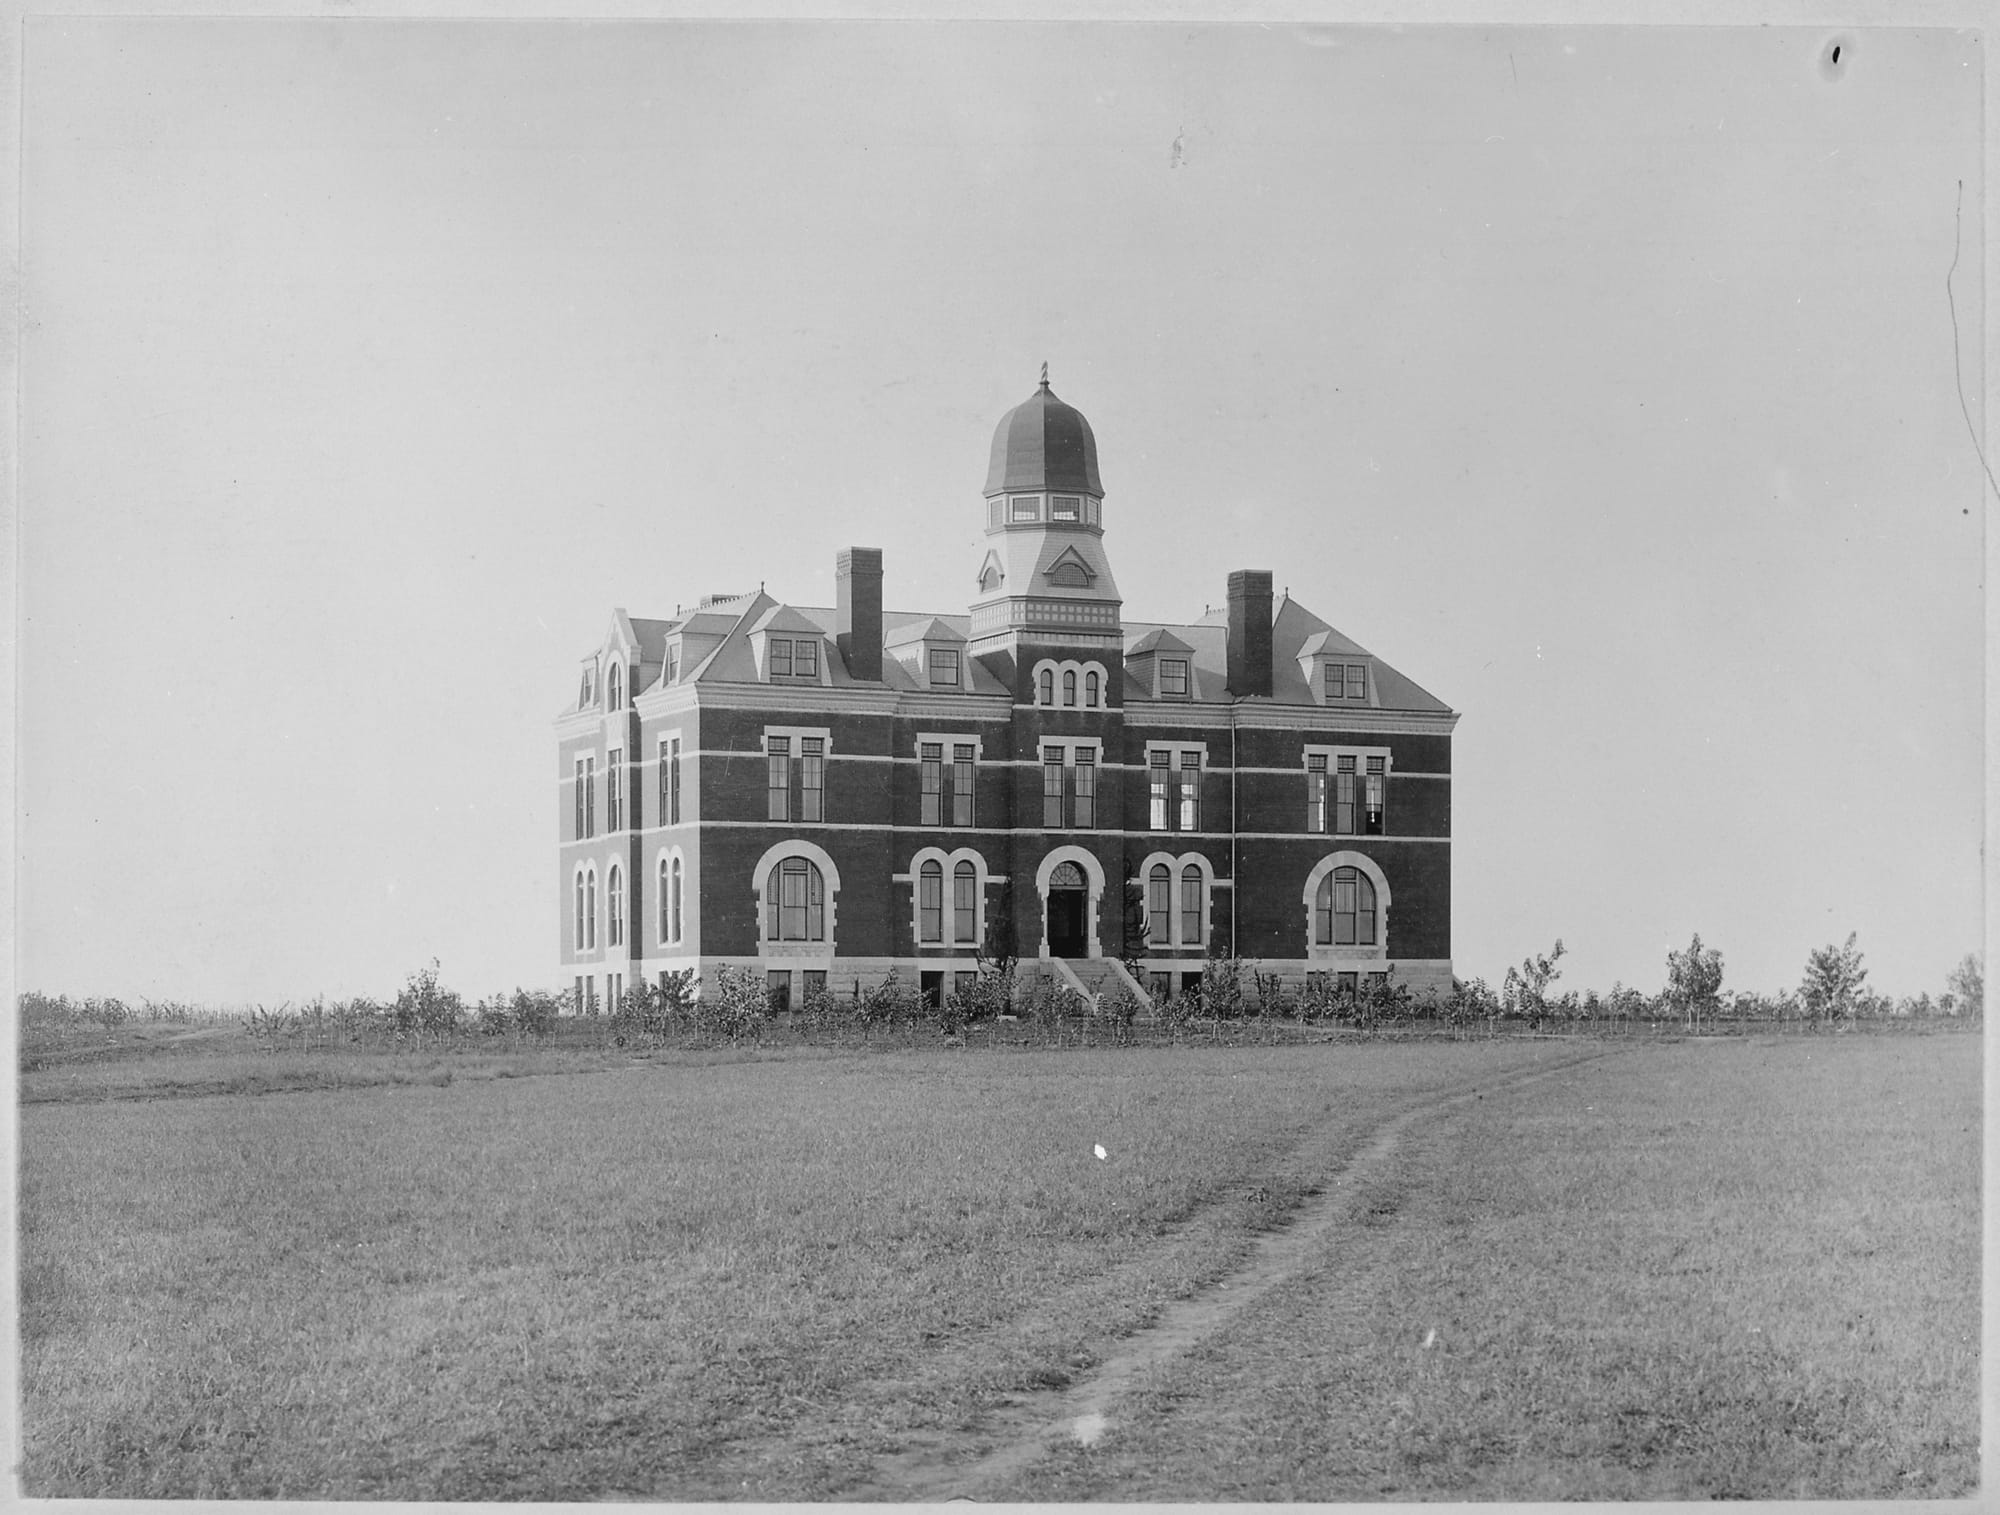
664 646 680 684
1326 662 1367 701
1051 495 1081 521
928 648 961 688
1159 659 1190 698
1009 494 1041 522
579 668 596 708
768 638 819 680
608 663 624 710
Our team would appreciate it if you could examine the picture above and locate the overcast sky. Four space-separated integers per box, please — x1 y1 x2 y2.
16 18 1987 1004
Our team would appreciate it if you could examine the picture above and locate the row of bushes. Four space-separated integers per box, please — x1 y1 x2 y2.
18 993 209 1031
19 940 1982 1052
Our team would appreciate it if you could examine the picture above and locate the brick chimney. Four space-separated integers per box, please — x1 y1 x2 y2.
1226 569 1274 699
836 547 884 682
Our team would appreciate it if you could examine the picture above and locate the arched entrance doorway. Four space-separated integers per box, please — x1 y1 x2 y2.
1046 860 1089 959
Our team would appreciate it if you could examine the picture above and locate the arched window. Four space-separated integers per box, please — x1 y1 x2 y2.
919 860 944 944
670 857 683 943
658 856 671 944
953 861 977 945
608 865 624 947
586 867 598 950
608 663 624 710
1181 865 1203 949
1038 668 1054 705
1315 866 1377 946
575 870 586 952
768 857 826 942
1148 864 1171 946
1062 670 1077 706
1085 670 1100 707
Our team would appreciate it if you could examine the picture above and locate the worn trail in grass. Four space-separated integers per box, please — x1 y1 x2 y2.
851 1046 1610 1499
993 1034 1980 1502
21 1038 1564 1500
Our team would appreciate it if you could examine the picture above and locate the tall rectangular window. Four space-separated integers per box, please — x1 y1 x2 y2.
1180 867 1202 948
658 740 670 824
953 863 977 944
1179 752 1200 832
1149 752 1171 831
1335 756 1356 835
794 639 819 678
664 647 679 684
585 756 596 838
920 743 943 826
767 737 791 821
800 737 825 822
1306 754 1327 833
574 758 586 839
1346 663 1367 700
1326 663 1344 700
606 750 622 831
1364 756 1386 835
919 864 943 944
1042 747 1065 828
1147 867 1171 946
952 744 975 827
1073 750 1096 829
668 738 682 825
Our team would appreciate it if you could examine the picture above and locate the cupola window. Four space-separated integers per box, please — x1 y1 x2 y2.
1009 494 1042 522
1051 495 1081 521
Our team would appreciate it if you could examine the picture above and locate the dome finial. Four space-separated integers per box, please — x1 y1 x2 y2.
1039 360 1049 389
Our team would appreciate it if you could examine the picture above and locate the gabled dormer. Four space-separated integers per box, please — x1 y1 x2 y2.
748 605 830 684
1042 544 1098 590
1296 628 1375 707
1126 627 1198 700
886 616 971 691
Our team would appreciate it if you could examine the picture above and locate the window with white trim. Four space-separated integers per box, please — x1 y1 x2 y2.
953 860 977 944
659 736 682 827
574 869 586 952
607 864 624 947
768 637 821 681
1009 494 1041 522
608 663 624 710
1314 866 1378 946
584 756 595 838
1147 746 1204 832
1051 494 1081 521
586 866 598 950
767 857 826 942
1032 658 1109 709
574 758 587 839
920 739 978 827
1041 742 1099 829
606 749 623 832
919 860 944 943
928 648 962 688
1305 746 1391 837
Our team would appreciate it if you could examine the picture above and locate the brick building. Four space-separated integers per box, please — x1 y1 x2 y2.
555 374 1456 1011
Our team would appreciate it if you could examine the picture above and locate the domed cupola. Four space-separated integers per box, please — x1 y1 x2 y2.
985 368 1104 497
969 365 1122 653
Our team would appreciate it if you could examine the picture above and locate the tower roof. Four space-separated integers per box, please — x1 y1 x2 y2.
984 372 1103 496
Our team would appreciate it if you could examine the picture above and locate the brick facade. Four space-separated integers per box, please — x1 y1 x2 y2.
557 377 1457 1007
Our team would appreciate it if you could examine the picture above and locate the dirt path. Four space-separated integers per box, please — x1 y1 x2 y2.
847 1047 1615 1501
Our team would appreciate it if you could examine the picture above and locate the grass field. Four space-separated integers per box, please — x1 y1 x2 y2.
18 1030 1979 1500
